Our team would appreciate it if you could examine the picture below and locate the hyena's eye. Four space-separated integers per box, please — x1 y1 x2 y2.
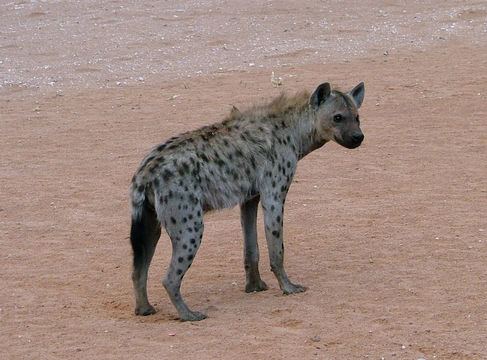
356 115 360 123
333 114 343 123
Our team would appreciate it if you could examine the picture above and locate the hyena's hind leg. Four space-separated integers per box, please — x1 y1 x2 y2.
240 195 268 292
130 202 162 316
161 199 207 321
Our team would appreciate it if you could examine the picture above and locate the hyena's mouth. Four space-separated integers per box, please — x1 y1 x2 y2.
334 135 363 149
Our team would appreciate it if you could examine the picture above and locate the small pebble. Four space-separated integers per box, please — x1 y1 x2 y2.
310 335 321 342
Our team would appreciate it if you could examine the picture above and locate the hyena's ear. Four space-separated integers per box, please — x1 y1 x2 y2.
310 82 331 110
349 82 365 109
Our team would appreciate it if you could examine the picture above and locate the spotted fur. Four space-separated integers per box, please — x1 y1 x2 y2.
130 82 365 321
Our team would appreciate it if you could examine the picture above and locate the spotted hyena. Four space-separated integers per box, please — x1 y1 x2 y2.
130 82 365 321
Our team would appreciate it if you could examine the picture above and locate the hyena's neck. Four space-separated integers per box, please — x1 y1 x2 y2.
284 108 327 160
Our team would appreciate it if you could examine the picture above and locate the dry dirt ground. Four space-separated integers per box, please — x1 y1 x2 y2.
1 1 486 359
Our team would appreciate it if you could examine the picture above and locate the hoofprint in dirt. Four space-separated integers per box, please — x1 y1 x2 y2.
129 82 364 321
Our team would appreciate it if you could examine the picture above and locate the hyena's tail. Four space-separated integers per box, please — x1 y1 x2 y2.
130 182 160 271
130 181 146 221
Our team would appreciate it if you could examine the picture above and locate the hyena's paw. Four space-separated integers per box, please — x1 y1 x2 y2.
180 310 208 322
135 304 156 316
282 283 307 295
245 279 269 293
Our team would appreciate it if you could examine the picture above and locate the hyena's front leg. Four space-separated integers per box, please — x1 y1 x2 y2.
240 195 268 293
261 196 307 295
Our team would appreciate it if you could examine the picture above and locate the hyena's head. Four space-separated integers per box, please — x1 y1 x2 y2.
310 82 365 149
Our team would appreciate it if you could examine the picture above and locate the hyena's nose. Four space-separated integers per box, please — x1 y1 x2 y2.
352 132 364 143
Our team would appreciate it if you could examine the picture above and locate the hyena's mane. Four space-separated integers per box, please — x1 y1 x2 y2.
224 90 311 124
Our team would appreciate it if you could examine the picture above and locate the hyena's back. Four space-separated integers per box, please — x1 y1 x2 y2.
130 108 281 221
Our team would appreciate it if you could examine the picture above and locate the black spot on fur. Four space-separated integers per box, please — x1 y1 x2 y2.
272 230 280 238
178 257 183 263
182 162 190 173
250 156 256 169
157 144 166 152
143 155 155 166
188 194 199 205
200 153 209 162
187 255 193 261
170 217 177 224
162 169 173 182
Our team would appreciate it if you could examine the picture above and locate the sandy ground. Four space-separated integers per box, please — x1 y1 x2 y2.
1 1 487 359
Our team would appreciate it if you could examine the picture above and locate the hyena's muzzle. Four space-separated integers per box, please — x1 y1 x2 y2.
335 122 364 149
339 129 364 149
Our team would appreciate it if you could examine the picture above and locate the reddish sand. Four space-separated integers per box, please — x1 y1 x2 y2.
1 1 486 359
